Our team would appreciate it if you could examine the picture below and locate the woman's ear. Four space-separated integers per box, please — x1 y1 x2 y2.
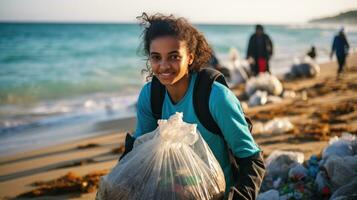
188 53 194 65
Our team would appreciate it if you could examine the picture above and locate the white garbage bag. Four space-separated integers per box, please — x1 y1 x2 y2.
330 176 357 200
315 171 329 192
322 132 356 161
225 47 249 85
96 112 226 200
323 155 357 190
263 118 294 134
248 90 268 106
265 150 304 179
266 95 283 104
288 164 308 181
245 73 283 96
282 90 296 99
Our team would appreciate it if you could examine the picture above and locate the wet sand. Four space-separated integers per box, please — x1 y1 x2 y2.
0 54 356 199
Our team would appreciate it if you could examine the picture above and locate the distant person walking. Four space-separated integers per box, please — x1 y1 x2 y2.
246 24 273 76
307 45 317 60
330 28 350 75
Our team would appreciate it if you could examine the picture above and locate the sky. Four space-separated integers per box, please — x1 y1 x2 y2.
0 0 357 24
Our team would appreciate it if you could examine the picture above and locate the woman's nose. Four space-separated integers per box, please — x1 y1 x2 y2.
159 59 170 69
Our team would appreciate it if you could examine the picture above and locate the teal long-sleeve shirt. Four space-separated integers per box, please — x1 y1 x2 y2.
133 73 260 191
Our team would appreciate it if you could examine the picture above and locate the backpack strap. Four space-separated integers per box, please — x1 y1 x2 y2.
151 75 166 120
193 68 228 136
194 68 253 134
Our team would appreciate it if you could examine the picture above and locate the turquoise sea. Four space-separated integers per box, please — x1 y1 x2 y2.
1 23 357 155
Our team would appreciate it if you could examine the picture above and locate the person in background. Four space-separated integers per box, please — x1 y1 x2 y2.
307 45 317 60
330 28 350 76
246 24 273 76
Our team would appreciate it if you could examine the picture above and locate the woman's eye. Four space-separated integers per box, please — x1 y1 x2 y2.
150 55 160 61
170 55 181 60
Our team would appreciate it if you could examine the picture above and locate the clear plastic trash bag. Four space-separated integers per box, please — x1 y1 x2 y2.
265 150 304 180
288 164 308 181
96 112 226 200
245 73 283 96
330 176 357 200
322 132 356 161
248 90 268 106
263 118 294 134
323 155 357 190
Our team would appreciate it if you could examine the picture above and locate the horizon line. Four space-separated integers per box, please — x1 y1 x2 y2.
0 20 313 26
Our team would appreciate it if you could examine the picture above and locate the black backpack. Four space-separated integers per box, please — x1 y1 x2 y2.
150 67 253 136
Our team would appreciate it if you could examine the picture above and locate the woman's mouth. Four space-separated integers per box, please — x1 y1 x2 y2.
158 72 175 79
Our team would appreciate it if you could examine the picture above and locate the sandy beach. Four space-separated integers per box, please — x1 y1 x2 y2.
1 53 357 200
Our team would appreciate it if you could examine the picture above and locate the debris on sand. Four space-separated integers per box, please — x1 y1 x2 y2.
17 170 109 198
77 143 100 149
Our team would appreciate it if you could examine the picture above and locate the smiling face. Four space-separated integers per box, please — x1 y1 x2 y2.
149 36 194 87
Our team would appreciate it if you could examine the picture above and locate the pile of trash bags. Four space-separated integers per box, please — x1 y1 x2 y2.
284 57 320 79
96 112 226 200
245 73 288 107
258 133 357 200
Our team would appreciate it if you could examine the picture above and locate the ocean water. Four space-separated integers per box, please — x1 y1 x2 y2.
1 23 357 155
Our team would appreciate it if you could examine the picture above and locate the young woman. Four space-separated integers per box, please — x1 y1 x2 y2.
122 13 265 199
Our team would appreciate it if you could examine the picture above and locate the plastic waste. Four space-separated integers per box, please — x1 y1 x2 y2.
286 56 320 79
263 118 294 134
315 170 330 192
282 90 296 99
96 112 226 200
329 176 357 200
133 129 156 147
245 73 283 96
259 135 357 200
248 90 268 106
307 155 319 178
288 164 308 181
265 150 304 180
322 132 355 161
257 189 279 200
273 177 282 189
229 66 249 86
266 95 283 104
222 48 250 86
352 138 357 155
323 155 357 190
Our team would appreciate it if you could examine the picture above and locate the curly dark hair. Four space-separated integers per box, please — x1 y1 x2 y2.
137 13 212 78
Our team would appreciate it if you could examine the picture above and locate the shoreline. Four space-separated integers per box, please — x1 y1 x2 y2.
0 53 356 199
0 115 136 157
